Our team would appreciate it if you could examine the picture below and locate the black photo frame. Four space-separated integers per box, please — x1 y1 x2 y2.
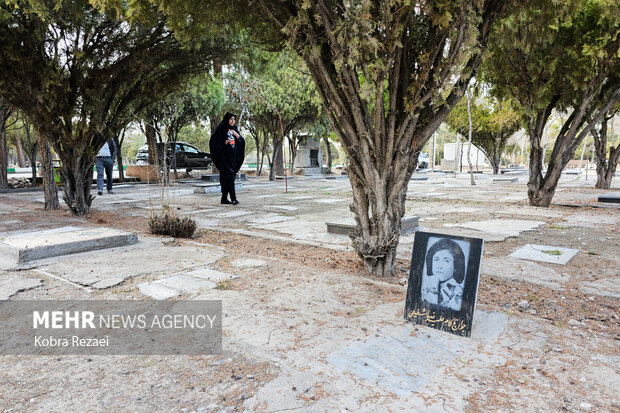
404 231 484 337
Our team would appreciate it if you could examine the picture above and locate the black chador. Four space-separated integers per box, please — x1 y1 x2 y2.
209 112 245 204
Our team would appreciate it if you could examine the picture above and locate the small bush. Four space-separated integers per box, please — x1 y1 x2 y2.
148 213 196 238
215 280 232 290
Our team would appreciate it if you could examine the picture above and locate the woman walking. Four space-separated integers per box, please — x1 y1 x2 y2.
209 112 245 205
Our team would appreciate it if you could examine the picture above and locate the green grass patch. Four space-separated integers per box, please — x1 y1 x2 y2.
215 280 232 290
542 249 562 256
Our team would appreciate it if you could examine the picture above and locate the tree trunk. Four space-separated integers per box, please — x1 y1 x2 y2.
113 135 125 182
24 126 38 185
349 157 411 277
0 99 8 189
15 137 26 168
527 87 620 206
270 137 284 180
491 155 501 174
275 139 284 176
288 135 297 174
593 117 620 189
466 90 475 185
323 135 332 173
0 127 7 190
53 140 94 215
255 135 261 176
37 136 59 210
145 122 158 167
527 109 561 207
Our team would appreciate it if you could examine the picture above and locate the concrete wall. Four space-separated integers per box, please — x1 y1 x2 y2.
442 142 487 169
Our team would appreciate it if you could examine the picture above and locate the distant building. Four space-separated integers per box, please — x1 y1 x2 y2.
442 142 487 170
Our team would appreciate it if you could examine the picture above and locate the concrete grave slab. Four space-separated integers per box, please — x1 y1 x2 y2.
102 199 140 205
563 211 618 227
494 206 565 219
408 192 447 198
443 219 545 241
482 257 567 289
183 268 238 282
598 192 620 203
269 205 299 212
154 274 217 292
231 258 267 268
493 177 519 183
0 273 43 300
137 267 237 299
327 216 419 236
90 278 126 289
138 282 179 300
212 210 254 219
444 207 481 214
314 198 348 204
328 312 506 397
180 208 220 215
248 215 296 225
509 244 579 265
43 241 224 288
193 182 242 194
201 173 246 182
499 194 529 202
580 278 620 299
0 226 138 267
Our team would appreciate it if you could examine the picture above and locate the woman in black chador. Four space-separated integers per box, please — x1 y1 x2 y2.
210 112 245 205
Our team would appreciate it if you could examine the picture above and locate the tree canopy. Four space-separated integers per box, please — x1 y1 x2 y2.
446 95 522 174
234 0 511 275
482 0 620 205
0 0 233 214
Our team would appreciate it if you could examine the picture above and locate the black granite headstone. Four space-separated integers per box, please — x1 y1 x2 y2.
404 231 484 337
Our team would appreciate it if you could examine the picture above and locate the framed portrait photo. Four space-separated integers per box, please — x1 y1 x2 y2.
404 232 484 337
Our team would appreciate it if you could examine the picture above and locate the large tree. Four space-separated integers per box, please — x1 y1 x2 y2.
483 0 620 206
0 0 231 214
141 73 225 180
238 0 510 275
228 51 318 180
0 97 12 189
592 106 619 189
446 95 521 174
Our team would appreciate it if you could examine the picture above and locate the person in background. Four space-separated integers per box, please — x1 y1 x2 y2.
95 138 117 195
209 112 246 205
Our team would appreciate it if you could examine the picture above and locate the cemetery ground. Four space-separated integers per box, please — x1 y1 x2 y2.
0 171 618 412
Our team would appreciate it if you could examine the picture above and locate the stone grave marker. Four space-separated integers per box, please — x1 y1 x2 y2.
598 192 620 204
508 244 579 265
138 268 238 300
0 226 138 267
492 177 519 183
405 232 484 337
443 219 544 242
327 217 419 236
193 182 242 194
329 312 506 396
